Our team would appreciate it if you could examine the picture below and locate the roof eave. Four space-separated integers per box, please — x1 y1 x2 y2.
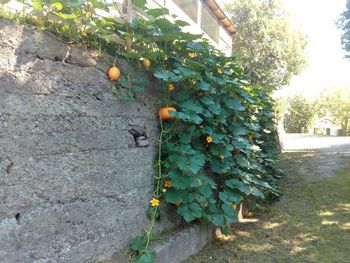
203 0 236 36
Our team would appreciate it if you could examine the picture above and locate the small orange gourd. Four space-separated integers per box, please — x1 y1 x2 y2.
107 66 121 80
159 106 177 119
143 58 151 68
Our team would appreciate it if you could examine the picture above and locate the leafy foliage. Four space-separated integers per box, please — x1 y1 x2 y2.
5 1 282 262
283 95 316 133
224 0 307 89
338 0 350 58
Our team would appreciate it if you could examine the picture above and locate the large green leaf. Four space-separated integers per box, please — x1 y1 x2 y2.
211 214 225 226
222 204 238 223
131 236 146 253
135 249 156 263
219 189 243 205
225 179 251 195
178 202 202 222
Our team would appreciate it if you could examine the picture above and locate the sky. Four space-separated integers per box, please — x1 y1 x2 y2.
220 0 350 99
278 0 350 99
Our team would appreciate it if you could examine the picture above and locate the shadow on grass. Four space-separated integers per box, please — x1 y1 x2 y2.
184 154 350 263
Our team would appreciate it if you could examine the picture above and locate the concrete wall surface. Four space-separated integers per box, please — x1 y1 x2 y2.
0 19 179 263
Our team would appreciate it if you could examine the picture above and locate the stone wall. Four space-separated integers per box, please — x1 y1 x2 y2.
0 19 176 262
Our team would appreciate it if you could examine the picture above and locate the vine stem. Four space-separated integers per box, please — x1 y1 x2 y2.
145 117 164 249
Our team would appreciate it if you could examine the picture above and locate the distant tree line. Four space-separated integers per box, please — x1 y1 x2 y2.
280 87 350 135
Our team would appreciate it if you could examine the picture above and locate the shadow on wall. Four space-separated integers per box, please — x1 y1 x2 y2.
0 19 180 263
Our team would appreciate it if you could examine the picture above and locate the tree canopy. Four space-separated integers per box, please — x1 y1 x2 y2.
283 95 315 133
225 0 307 89
338 0 350 58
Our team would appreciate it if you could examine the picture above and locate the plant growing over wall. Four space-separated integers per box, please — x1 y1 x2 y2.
2 1 282 262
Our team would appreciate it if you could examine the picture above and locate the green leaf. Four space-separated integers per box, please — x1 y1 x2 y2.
135 249 156 263
224 98 245 111
133 0 147 9
165 189 194 204
175 20 190 27
131 236 146 253
187 42 203 51
173 153 205 174
178 126 198 144
251 187 265 199
225 179 251 195
219 189 243 205
196 81 211 91
147 8 169 18
154 18 179 33
236 155 250 168
179 100 203 113
229 123 249 136
174 65 200 79
222 204 238 223
210 159 231 173
199 184 213 197
178 202 202 222
211 214 225 226
169 172 193 190
186 60 205 70
154 70 182 82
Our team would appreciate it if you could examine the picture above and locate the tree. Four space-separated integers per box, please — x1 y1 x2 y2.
317 87 350 135
283 95 315 133
224 0 307 89
338 0 350 58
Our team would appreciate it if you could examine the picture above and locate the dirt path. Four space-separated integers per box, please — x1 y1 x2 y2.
183 135 350 263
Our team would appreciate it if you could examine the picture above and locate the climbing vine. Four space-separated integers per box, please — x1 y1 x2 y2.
1 0 282 262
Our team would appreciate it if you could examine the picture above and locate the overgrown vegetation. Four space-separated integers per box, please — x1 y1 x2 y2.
1 1 283 262
185 154 350 263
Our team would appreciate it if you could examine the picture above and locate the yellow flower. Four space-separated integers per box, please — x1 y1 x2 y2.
206 136 213 143
188 52 197 58
164 179 171 188
232 203 237 209
199 125 204 129
167 84 175 91
220 155 224 161
162 188 167 193
218 68 223 74
150 198 160 207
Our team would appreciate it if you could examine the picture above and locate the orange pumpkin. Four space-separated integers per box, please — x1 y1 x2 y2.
159 106 177 119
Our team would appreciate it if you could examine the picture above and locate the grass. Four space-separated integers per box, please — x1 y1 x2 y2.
184 155 350 263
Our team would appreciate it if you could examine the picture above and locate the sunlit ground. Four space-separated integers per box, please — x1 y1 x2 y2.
184 135 350 263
